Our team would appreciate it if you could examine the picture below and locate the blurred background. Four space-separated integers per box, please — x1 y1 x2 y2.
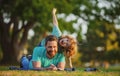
0 0 120 69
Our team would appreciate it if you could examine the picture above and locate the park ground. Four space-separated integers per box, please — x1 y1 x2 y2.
0 66 120 76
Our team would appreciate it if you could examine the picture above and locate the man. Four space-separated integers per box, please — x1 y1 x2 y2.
29 35 65 70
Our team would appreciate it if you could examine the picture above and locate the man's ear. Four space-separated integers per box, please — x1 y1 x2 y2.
45 45 47 48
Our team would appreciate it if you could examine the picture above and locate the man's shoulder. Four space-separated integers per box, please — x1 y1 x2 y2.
34 46 45 49
33 46 45 52
56 53 64 58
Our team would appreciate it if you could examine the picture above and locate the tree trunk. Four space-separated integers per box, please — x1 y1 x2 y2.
1 44 17 65
0 14 35 65
0 16 17 65
0 25 17 64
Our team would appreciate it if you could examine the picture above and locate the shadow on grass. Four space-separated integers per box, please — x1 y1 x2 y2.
0 65 120 72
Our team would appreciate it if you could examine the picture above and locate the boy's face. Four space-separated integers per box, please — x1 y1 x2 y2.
59 38 70 48
46 41 58 58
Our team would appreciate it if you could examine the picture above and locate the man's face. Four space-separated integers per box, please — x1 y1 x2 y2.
46 41 58 58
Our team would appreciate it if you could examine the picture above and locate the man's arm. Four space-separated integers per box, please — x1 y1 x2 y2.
57 62 65 70
32 61 41 69
32 61 59 71
32 61 51 70
32 58 65 71
56 54 66 70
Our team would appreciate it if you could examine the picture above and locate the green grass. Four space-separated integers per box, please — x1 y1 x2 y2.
0 66 120 76
1 71 120 76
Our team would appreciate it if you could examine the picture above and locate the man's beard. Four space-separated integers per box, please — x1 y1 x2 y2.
47 50 56 58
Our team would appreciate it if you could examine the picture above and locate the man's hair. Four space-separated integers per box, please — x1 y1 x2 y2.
45 35 58 45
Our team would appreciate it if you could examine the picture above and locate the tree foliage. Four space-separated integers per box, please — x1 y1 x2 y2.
0 0 120 65
79 0 120 65
0 0 76 64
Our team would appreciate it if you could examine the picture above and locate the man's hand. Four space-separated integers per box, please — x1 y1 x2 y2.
48 64 57 70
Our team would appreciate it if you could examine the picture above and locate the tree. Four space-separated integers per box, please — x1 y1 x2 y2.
0 0 76 64
1 0 120 66
79 0 120 65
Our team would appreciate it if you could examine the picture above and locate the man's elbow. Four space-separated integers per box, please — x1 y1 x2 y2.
57 62 65 70
32 61 41 69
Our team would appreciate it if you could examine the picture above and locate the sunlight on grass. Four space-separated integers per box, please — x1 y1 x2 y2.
0 71 120 76
0 66 120 76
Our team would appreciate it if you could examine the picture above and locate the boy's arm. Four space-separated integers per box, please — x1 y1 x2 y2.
68 56 73 68
52 8 58 26
51 8 62 37
39 8 60 46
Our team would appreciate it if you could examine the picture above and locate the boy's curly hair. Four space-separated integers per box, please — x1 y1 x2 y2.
59 35 77 57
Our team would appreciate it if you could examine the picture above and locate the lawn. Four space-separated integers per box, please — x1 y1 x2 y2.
0 66 120 76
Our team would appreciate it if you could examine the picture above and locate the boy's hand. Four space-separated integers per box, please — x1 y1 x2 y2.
52 8 57 15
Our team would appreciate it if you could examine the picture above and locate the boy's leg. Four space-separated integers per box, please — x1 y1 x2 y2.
27 55 32 61
20 55 29 70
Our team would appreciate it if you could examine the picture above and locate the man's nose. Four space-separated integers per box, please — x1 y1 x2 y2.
50 47 55 50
